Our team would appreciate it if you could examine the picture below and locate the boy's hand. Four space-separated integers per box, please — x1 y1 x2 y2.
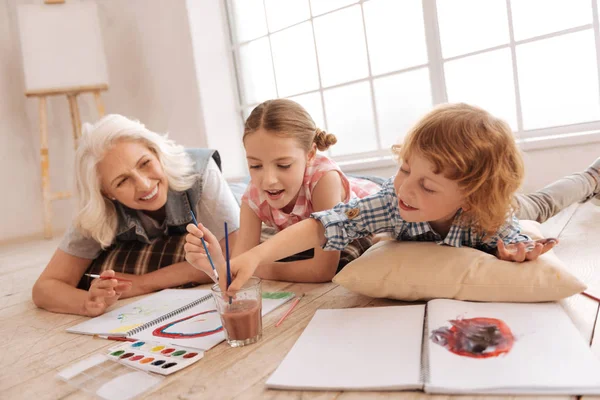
497 238 558 262
83 270 132 317
219 251 260 299
184 223 224 281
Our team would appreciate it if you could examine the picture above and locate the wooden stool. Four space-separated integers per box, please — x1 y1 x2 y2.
27 84 107 239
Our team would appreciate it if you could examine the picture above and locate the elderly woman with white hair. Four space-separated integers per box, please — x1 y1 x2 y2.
32 114 239 316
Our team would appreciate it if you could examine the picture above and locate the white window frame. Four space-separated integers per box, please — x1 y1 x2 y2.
225 0 600 171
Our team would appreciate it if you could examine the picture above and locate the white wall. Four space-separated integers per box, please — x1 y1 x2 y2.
186 0 246 179
0 0 215 242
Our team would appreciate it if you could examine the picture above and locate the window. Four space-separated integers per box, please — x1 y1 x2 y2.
226 0 600 164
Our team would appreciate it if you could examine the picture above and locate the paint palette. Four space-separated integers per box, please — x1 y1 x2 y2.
107 340 204 376
57 353 163 400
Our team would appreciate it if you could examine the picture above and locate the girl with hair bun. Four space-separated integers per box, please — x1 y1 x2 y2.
185 99 381 283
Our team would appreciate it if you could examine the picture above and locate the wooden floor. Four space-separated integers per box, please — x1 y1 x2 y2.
1 202 599 400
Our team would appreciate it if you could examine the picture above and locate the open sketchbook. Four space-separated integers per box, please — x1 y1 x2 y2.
266 300 600 395
67 288 294 351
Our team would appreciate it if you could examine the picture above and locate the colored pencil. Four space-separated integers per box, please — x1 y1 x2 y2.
582 291 600 303
188 206 219 281
85 274 132 283
225 221 232 304
95 335 137 342
275 294 305 327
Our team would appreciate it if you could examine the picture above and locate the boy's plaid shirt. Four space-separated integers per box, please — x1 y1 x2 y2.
311 177 530 253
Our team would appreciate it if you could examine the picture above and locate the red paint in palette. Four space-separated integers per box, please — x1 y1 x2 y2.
161 348 175 355
183 352 198 359
129 355 144 361
120 352 134 359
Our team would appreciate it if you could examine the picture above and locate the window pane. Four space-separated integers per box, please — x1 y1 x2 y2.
313 6 369 87
511 0 591 41
239 38 277 104
517 30 600 130
373 68 433 149
288 92 326 131
310 0 359 16
264 0 310 32
323 82 377 155
437 0 509 58
445 49 518 129
364 0 428 75
271 23 320 97
232 0 268 43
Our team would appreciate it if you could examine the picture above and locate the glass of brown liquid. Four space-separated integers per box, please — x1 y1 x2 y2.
211 277 262 347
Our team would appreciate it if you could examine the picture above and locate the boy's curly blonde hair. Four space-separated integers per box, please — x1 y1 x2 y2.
392 103 524 236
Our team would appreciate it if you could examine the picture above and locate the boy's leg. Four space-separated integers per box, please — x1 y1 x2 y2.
515 157 600 223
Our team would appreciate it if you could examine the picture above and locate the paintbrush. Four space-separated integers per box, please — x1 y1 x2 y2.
85 274 132 283
187 195 219 282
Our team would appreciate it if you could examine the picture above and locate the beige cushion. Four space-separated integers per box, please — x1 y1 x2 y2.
333 221 585 302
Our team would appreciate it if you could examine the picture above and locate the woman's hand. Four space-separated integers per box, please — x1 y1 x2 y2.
184 223 224 282
83 270 132 316
496 238 558 262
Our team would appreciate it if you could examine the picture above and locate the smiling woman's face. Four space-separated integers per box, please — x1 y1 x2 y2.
98 140 169 211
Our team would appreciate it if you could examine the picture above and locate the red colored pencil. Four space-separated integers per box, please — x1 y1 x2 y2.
582 291 600 303
85 273 132 283
275 294 305 328
95 335 137 342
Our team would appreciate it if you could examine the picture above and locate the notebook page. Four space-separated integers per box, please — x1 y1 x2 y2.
67 289 212 336
425 299 600 394
266 305 425 391
131 291 295 350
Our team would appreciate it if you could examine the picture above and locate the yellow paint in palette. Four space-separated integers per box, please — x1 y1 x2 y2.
106 340 204 376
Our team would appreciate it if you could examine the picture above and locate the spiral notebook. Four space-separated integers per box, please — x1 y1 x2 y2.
266 300 600 395
67 288 295 350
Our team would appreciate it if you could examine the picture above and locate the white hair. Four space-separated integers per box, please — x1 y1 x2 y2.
74 114 198 248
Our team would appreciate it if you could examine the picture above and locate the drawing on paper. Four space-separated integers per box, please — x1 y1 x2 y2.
152 310 223 339
262 292 294 300
116 306 170 324
430 317 515 358
109 324 142 334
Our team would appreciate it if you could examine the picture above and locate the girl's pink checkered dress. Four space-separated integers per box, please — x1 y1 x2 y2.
242 154 380 232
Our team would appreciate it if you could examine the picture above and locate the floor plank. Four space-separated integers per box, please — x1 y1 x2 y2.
0 202 598 399
552 202 600 343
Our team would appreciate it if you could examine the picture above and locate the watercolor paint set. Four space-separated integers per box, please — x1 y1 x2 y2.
106 340 204 375
56 353 163 400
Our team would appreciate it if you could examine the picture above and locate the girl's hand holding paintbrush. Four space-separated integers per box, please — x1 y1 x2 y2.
84 270 132 317
184 223 226 283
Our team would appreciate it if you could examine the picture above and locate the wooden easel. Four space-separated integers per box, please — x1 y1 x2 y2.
27 84 108 239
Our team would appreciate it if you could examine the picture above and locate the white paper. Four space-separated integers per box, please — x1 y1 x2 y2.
426 299 600 394
131 292 295 350
266 305 425 391
67 289 213 336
